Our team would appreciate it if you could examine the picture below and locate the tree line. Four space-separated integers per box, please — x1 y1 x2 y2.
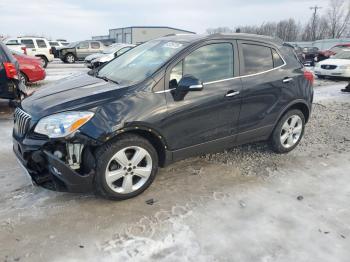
206 0 350 41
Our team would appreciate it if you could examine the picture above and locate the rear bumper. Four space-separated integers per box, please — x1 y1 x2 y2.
13 136 94 193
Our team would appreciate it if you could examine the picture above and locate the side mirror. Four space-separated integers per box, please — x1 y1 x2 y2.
177 75 203 91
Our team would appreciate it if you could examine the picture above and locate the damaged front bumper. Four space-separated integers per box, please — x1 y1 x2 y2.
13 135 95 193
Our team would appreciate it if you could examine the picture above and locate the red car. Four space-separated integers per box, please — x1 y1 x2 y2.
12 52 46 85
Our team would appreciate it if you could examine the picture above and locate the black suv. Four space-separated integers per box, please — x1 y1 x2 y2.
13 34 314 200
0 42 26 100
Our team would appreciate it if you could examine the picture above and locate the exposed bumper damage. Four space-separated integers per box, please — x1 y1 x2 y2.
13 134 98 193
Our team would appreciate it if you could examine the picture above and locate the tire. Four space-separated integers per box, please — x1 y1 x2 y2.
65 53 76 64
37 56 48 68
19 72 28 86
269 109 305 153
94 134 159 200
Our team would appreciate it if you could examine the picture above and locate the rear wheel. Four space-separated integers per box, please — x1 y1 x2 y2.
94 134 158 200
269 109 305 153
37 56 48 68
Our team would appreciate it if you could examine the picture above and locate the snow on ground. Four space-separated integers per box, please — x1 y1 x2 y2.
0 61 349 262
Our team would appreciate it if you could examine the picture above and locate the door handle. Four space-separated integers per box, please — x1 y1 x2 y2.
283 77 294 83
226 90 240 97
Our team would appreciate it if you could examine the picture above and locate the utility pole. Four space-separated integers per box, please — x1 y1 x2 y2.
310 5 322 41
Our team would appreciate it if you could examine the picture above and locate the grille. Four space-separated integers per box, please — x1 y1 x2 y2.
321 65 337 70
14 108 31 137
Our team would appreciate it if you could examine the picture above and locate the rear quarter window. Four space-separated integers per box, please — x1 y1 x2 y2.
241 44 273 75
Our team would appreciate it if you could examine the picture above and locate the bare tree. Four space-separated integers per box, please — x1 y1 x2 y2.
206 27 234 35
276 19 301 41
326 0 350 38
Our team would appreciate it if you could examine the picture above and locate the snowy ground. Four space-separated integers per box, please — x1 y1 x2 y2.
0 61 349 262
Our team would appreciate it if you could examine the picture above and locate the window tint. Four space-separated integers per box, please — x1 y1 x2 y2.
20 39 35 48
272 49 284 67
91 42 101 49
36 39 47 48
78 42 89 49
183 43 234 83
242 44 273 75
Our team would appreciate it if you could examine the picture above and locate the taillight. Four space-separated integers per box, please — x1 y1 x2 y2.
21 46 27 55
303 70 314 85
3 62 18 80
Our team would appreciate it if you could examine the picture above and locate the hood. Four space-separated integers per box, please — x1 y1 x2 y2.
93 53 114 63
317 58 350 66
85 53 104 62
21 73 127 120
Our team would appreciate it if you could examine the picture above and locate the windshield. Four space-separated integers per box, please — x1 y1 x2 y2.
97 40 187 85
103 45 124 54
66 42 78 48
333 51 350 59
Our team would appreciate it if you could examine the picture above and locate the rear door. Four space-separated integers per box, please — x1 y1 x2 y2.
162 40 242 152
237 41 291 142
90 41 102 55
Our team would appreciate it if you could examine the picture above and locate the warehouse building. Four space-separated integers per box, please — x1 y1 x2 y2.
92 26 195 45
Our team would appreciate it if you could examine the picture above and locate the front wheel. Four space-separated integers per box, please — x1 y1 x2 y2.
269 109 305 153
94 134 158 200
65 53 76 64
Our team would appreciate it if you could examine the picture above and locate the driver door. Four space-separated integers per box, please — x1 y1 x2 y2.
162 41 243 156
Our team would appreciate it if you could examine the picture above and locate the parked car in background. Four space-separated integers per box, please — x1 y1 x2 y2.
12 51 46 85
316 43 350 62
13 34 313 200
0 42 26 100
49 40 69 58
301 47 319 66
2 38 27 54
3 37 54 68
85 43 135 68
58 40 105 63
314 49 350 79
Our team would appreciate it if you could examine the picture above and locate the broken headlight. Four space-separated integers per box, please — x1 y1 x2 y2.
34 111 94 138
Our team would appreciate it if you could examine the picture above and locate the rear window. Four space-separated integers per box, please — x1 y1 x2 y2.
36 39 47 48
242 44 273 75
20 39 35 48
6 39 19 45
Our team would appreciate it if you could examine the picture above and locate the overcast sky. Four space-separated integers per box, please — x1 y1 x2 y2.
0 0 330 41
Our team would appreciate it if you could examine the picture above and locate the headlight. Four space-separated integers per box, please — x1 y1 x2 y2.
34 111 94 138
339 65 350 69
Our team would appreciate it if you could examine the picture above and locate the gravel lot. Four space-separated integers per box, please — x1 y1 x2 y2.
0 61 349 261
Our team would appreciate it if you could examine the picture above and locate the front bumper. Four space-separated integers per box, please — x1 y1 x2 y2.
13 135 94 193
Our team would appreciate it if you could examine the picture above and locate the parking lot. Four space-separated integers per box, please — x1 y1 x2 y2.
1 61 350 261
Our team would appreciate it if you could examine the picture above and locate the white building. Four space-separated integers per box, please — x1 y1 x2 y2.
92 26 195 45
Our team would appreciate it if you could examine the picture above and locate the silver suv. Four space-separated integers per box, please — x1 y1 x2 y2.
58 41 105 63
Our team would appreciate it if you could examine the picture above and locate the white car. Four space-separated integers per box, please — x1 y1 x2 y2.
3 37 54 68
314 50 350 78
2 38 27 54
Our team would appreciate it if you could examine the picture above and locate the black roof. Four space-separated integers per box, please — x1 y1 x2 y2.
159 33 284 46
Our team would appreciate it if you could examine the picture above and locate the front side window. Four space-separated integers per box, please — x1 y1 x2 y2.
78 42 89 49
169 43 234 85
36 39 47 48
242 44 273 75
91 42 101 49
98 40 188 86
20 39 35 48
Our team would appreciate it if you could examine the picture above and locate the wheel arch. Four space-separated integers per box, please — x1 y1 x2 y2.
104 126 169 167
35 54 48 61
276 100 310 126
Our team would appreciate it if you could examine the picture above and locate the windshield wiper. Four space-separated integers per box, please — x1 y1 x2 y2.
96 74 119 85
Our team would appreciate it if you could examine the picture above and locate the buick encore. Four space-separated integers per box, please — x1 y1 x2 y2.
13 34 314 200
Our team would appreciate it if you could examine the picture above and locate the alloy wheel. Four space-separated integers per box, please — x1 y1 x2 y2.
280 115 303 148
105 146 153 194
